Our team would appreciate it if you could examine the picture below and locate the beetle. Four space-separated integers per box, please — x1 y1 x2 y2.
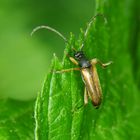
31 14 112 108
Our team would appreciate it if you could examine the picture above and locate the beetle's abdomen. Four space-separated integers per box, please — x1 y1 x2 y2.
81 66 102 107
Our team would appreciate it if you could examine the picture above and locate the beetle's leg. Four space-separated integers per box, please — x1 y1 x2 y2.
52 67 80 73
64 51 79 66
69 57 79 65
71 87 88 113
84 87 88 105
51 52 79 74
90 58 113 68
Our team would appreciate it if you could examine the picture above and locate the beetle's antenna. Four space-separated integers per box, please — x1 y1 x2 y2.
31 25 68 43
80 14 107 50
71 47 77 52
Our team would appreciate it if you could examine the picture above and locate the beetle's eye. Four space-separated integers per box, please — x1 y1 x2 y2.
74 51 84 60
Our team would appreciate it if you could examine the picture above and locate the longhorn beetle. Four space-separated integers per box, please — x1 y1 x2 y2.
31 14 112 108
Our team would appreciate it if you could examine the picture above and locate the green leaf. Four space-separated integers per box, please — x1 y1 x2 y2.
35 0 140 140
129 0 140 88
0 99 34 140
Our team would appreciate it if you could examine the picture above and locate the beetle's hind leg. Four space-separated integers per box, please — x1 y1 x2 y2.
84 87 89 105
90 58 113 68
71 87 88 111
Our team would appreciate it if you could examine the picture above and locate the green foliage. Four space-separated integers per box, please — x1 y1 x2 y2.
35 1 140 140
0 0 140 140
0 99 34 140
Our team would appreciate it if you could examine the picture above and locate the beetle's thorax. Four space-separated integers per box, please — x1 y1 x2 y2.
74 51 91 68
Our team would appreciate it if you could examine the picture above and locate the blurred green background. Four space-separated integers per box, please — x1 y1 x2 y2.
0 0 140 139
0 0 97 100
0 0 139 100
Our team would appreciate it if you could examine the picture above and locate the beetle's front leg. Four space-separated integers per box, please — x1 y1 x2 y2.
52 67 80 73
64 51 79 66
90 58 113 68
51 53 80 73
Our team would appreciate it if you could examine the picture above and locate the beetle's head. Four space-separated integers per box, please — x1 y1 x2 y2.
74 50 91 68
74 51 85 61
